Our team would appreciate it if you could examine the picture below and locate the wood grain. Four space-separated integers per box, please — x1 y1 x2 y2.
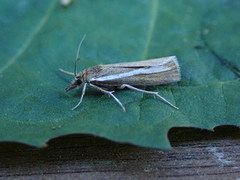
0 126 239 180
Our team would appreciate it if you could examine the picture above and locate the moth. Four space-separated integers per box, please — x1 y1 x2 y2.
59 35 181 112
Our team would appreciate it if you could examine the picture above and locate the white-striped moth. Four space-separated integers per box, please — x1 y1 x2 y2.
59 35 181 112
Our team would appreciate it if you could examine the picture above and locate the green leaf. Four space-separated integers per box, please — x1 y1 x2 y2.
0 0 239 149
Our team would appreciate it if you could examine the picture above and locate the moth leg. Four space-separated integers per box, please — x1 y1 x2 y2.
59 68 75 76
119 84 178 110
89 84 126 112
72 83 87 110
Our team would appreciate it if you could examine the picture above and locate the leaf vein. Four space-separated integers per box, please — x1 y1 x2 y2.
141 0 159 59
0 1 57 74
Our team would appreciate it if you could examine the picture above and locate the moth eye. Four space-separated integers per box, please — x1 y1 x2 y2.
76 78 82 84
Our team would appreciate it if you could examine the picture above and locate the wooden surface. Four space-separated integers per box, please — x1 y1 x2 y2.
0 126 239 180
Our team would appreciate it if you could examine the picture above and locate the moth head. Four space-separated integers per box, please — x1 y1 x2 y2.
65 76 83 92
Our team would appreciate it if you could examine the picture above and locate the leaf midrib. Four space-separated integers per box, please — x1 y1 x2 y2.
0 1 57 74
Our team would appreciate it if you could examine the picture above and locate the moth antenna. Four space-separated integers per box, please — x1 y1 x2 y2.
59 68 75 76
74 34 86 76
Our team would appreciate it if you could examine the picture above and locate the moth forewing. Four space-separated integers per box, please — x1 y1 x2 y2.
88 56 181 86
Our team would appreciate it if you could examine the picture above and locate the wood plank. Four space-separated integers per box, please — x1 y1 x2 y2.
0 126 239 180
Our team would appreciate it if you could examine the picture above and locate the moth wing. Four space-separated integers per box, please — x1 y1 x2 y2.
103 56 178 68
87 56 180 86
